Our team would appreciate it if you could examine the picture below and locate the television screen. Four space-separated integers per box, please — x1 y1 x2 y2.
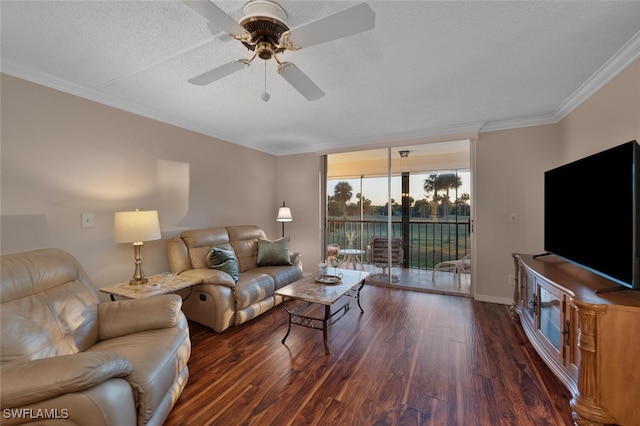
544 140 638 290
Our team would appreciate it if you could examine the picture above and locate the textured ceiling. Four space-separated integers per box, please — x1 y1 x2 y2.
2 1 640 156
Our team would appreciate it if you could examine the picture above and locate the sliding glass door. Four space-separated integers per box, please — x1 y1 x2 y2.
323 141 472 294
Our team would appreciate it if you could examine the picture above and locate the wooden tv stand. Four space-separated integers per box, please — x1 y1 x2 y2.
512 254 640 425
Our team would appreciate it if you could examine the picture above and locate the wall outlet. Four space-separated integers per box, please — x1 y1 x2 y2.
81 213 94 228
508 274 516 286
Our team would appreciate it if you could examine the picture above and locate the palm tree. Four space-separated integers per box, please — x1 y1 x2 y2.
423 173 463 221
356 193 373 216
423 174 439 198
333 181 353 216
439 174 462 220
414 198 430 218
455 193 471 216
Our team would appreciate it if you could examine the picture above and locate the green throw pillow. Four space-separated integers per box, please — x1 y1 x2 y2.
206 247 239 282
257 237 292 266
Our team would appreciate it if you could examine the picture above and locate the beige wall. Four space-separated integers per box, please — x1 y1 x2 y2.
559 58 640 161
472 58 639 303
2 57 638 304
277 153 324 270
1 74 282 299
473 125 561 302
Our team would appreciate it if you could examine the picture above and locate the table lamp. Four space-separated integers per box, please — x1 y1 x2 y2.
276 201 292 238
114 209 161 285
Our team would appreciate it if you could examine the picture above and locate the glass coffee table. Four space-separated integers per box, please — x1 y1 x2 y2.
275 268 369 355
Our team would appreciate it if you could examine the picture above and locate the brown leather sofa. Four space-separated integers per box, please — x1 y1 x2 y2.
166 225 303 332
0 248 190 426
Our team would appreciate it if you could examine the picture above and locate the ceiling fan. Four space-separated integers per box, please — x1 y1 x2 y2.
182 1 375 101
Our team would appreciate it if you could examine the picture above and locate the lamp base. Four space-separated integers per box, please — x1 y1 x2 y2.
129 277 149 285
128 242 149 286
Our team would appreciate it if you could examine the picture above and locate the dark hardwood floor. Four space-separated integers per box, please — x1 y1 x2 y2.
165 285 572 425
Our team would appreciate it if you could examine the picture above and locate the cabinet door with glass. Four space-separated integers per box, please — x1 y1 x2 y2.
523 269 537 324
536 281 563 359
564 300 580 381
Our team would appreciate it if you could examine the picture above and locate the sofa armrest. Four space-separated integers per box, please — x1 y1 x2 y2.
98 294 182 340
179 268 236 288
0 351 132 409
290 252 303 271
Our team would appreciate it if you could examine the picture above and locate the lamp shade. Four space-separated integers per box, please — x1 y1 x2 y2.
276 206 293 222
114 210 161 243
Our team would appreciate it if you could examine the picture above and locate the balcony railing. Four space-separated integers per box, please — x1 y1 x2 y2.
327 218 470 270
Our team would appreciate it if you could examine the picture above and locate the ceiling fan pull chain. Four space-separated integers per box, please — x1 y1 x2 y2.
262 61 270 102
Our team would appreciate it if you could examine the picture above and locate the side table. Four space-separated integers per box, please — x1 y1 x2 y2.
338 248 366 270
100 273 201 301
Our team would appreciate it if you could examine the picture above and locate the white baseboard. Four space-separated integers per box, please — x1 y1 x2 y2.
474 294 513 305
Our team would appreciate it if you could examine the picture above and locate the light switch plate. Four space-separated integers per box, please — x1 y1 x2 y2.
81 213 94 228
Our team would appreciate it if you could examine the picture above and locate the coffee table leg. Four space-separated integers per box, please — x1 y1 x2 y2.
282 307 292 345
323 305 331 355
356 281 365 313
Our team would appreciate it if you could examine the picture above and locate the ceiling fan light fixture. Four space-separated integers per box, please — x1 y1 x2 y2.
241 0 287 24
239 1 289 54
255 41 275 60
183 0 375 101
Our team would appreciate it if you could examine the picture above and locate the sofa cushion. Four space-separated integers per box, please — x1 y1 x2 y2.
234 272 275 310
180 227 230 269
254 265 303 290
88 327 190 425
226 225 266 272
205 247 239 282
257 237 293 266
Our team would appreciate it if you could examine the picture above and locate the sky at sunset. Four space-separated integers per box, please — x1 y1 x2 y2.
328 170 471 206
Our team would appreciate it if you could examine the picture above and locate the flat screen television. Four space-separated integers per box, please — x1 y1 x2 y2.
543 140 639 292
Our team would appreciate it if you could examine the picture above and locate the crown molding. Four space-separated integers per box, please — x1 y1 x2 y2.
4 28 639 157
480 30 640 134
479 114 557 133
297 122 484 157
326 122 484 148
552 29 640 122
0 62 241 149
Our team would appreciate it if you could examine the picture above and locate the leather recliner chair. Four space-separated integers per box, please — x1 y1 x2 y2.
0 248 191 426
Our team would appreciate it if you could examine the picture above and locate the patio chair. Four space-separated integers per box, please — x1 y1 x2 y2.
432 254 471 287
367 236 403 282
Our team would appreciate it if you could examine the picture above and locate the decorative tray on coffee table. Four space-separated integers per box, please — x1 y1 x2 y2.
314 274 342 285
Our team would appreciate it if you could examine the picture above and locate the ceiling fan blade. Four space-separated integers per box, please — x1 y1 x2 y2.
188 60 250 86
284 3 375 49
277 62 325 101
182 1 246 36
